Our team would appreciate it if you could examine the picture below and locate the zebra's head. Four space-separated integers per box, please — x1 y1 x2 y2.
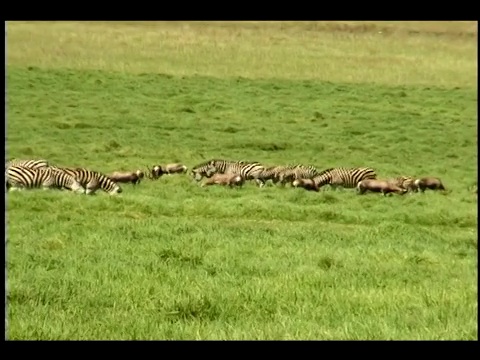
191 168 203 181
108 183 122 195
191 161 217 181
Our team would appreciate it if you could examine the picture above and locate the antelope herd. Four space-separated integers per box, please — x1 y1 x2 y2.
4 157 461 197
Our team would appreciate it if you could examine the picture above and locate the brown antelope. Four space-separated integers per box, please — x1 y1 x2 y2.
414 177 446 193
150 163 188 179
357 179 408 196
201 173 245 188
108 170 144 185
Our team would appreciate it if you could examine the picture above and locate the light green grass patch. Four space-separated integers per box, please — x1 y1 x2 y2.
6 22 478 340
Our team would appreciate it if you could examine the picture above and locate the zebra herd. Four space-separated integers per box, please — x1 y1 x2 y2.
6 159 121 195
189 159 445 195
5 157 448 196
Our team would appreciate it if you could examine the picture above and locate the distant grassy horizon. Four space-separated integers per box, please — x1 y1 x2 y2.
7 21 477 87
6 21 478 340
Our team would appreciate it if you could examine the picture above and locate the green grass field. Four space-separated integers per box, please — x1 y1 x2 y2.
6 21 478 340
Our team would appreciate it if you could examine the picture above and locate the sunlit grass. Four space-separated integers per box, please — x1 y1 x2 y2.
6 21 477 340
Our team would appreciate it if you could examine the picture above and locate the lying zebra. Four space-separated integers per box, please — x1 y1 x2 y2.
49 166 122 195
6 165 85 193
293 166 377 191
6 158 50 171
258 164 319 186
191 159 265 187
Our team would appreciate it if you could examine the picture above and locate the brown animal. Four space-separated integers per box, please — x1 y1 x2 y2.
414 177 446 192
292 178 319 192
108 170 144 185
151 163 188 179
357 179 408 196
201 173 245 188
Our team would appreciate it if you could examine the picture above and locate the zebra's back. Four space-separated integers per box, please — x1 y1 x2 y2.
314 167 377 189
6 165 54 190
6 158 49 170
59 167 121 195
190 159 238 181
280 164 319 183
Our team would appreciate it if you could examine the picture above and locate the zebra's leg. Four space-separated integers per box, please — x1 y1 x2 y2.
85 187 97 195
85 184 97 195
255 179 265 188
357 183 365 195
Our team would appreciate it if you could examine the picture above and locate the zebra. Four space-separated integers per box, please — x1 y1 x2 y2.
190 159 248 182
257 165 286 186
6 165 85 193
6 158 49 171
277 164 320 185
190 159 265 186
191 159 229 181
388 176 417 192
201 159 266 187
310 167 377 190
50 167 122 195
257 164 319 187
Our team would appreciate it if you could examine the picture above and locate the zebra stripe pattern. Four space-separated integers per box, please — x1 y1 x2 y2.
6 166 84 193
52 167 122 195
190 159 246 181
257 166 286 185
190 159 234 181
312 167 377 189
389 176 417 192
277 164 320 184
206 159 266 187
6 158 49 170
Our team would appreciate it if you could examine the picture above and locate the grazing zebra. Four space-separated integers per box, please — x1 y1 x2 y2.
277 164 320 185
51 167 122 195
257 164 318 186
191 159 231 181
257 165 286 186
203 159 266 187
6 165 84 193
389 176 417 192
190 159 249 181
6 158 49 170
310 167 377 190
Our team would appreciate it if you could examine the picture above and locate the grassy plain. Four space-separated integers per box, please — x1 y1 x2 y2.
6 21 478 340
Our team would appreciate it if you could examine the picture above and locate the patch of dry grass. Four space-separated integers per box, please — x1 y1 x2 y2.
7 21 477 88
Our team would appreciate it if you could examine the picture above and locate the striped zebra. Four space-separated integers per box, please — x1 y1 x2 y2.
277 164 320 185
388 176 417 192
257 165 286 186
191 159 265 187
190 159 248 181
310 167 377 190
6 158 49 170
257 164 319 187
6 165 84 193
190 159 234 181
50 166 122 195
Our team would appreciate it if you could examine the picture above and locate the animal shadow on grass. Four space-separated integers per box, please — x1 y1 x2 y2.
165 295 221 322
157 248 203 267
